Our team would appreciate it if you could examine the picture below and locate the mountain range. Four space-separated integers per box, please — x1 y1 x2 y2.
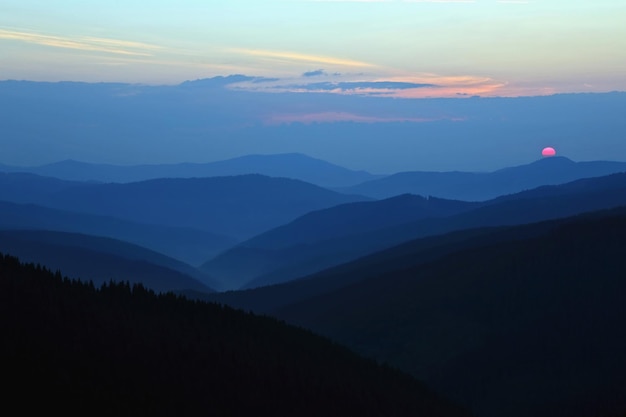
0 153 380 188
2 151 626 417
0 199 235 266
4 154 626 203
0 172 369 240
201 170 626 290
204 205 626 417
337 156 626 201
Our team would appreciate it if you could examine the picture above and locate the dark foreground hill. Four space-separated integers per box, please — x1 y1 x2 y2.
0 253 469 417
242 209 626 417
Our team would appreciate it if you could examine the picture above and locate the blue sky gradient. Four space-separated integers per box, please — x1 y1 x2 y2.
2 0 625 97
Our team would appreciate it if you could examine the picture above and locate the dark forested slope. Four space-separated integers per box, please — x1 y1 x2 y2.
269 210 626 417
0 253 469 417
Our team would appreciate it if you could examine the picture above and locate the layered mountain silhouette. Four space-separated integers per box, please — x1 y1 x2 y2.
201 171 626 290
205 206 626 417
0 172 369 240
202 194 482 290
1 153 380 188
0 200 235 265
0 230 216 292
338 156 626 201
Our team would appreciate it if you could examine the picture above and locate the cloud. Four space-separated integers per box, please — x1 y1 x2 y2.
286 81 435 91
228 72 510 98
231 48 375 68
265 111 466 125
0 28 160 57
303 69 327 77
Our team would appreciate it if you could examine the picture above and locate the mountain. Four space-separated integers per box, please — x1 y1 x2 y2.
0 171 81 203
201 171 626 291
206 206 626 417
0 172 370 240
1 251 471 417
0 200 236 266
201 194 482 290
338 156 626 201
0 230 216 292
1 153 381 188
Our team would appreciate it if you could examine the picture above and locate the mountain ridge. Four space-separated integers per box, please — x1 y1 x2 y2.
0 152 381 188
337 156 626 201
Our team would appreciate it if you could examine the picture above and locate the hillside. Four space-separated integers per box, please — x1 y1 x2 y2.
202 194 481 290
201 172 626 290
0 252 470 417
214 208 626 417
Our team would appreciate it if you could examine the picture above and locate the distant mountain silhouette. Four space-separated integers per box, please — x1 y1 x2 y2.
0 171 81 203
1 251 471 417
202 194 481 290
0 173 370 240
1 153 380 188
0 230 215 293
0 200 236 265
338 156 626 201
205 206 626 417
202 171 626 290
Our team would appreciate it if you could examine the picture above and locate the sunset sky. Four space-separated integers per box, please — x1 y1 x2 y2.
2 0 625 98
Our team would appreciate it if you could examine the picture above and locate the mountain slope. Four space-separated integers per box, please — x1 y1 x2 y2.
339 156 626 201
274 210 626 417
0 251 470 417
202 194 481 290
0 200 236 265
208 207 626 417
202 172 626 290
0 230 216 292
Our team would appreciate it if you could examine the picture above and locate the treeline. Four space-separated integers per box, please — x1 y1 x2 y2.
0 253 469 417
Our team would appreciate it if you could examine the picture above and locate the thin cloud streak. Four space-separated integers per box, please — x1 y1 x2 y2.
265 111 466 125
229 72 508 97
231 48 376 68
0 29 159 57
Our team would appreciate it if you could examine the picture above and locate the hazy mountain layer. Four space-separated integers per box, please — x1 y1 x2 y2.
202 172 626 290
202 194 481 290
0 172 370 240
0 230 216 293
338 156 626 201
0 153 380 188
0 200 236 266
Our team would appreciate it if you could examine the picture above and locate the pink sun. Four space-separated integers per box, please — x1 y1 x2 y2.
542 147 556 157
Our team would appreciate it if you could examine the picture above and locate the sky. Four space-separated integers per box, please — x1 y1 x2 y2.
1 0 625 98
